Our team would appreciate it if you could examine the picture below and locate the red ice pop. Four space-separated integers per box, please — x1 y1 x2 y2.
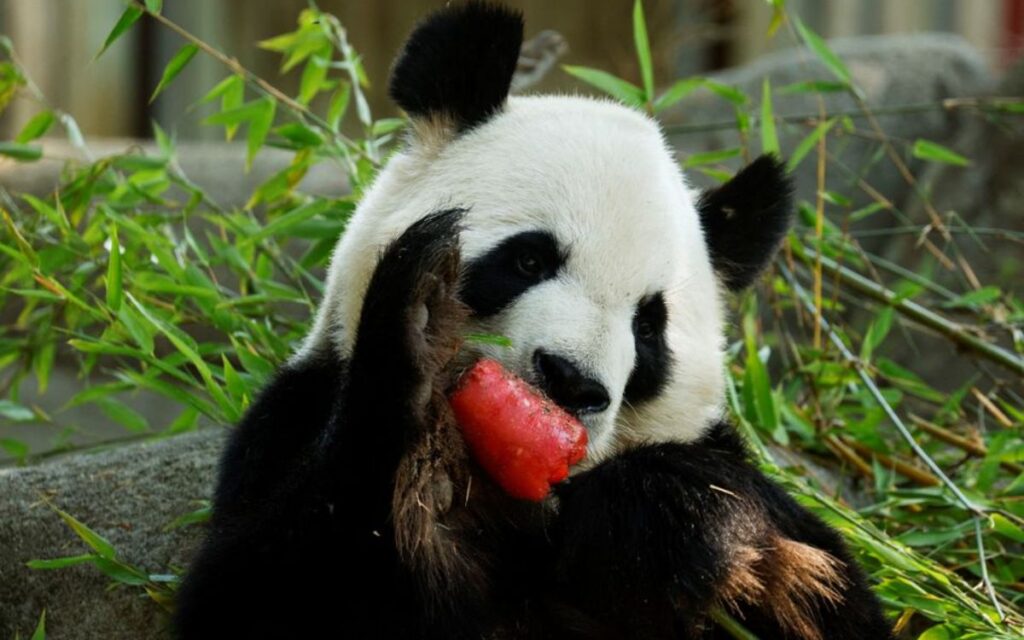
449 359 588 501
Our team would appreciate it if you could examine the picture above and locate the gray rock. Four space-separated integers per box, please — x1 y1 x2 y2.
0 429 222 640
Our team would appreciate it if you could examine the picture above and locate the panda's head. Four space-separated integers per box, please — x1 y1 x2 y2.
300 2 792 462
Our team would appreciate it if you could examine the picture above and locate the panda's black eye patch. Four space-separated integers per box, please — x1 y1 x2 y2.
625 293 672 404
460 230 564 317
633 295 667 342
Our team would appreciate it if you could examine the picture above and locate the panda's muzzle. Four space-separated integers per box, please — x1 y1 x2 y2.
533 350 610 416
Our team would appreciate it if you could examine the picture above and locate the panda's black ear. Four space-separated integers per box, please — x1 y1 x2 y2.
389 2 523 133
697 154 794 291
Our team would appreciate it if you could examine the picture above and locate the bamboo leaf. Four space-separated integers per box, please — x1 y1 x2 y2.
16 110 55 143
243 199 334 243
912 139 971 167
33 341 55 395
106 225 123 312
780 80 848 94
98 6 144 58
742 300 781 440
127 293 233 418
327 82 351 131
787 117 836 172
92 557 149 585
701 79 747 105
52 507 116 560
0 438 28 460
274 122 324 148
246 97 276 171
562 65 645 108
760 78 779 156
298 52 329 105
200 74 242 105
464 333 513 348
653 77 702 113
917 624 957 640
98 398 150 433
0 142 42 161
27 555 97 570
860 306 894 363
144 0 162 14
222 355 247 402
632 0 654 102
150 43 199 103
167 406 201 434
117 305 155 355
682 147 741 169
22 194 69 232
766 0 785 37
371 118 405 137
0 400 35 422
793 18 853 90
991 513 1024 543
164 504 212 530
30 610 45 640
941 286 1000 309
201 98 266 127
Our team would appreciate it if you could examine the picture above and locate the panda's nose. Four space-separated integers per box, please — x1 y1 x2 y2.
533 350 610 416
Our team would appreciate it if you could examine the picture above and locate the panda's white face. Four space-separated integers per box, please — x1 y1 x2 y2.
301 96 727 461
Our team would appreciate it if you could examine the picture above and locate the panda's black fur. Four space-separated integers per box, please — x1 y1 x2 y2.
174 4 893 638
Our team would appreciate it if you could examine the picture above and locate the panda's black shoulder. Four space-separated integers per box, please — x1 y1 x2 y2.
212 353 347 510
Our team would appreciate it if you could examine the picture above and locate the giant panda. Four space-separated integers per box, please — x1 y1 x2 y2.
173 3 892 639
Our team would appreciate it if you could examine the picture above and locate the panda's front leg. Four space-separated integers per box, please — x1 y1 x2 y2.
549 430 891 640
337 209 468 500
548 441 738 638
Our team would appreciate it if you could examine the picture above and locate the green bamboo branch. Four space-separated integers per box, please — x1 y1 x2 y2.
710 608 760 640
792 247 1024 378
131 1 371 167
778 263 1008 624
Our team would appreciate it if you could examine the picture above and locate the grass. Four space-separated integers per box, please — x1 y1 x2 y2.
1 1 1022 638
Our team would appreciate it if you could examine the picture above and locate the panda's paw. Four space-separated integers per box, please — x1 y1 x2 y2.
553 442 861 639
350 209 468 413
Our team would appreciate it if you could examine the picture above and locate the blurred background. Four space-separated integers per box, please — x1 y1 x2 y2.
1 0 1022 141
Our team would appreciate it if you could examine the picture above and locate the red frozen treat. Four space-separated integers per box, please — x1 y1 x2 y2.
449 359 588 501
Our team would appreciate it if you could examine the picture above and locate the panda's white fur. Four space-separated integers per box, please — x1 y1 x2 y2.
299 95 726 459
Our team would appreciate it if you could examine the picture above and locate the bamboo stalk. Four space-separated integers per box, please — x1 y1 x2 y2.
823 435 875 480
909 414 1023 473
971 388 1014 428
813 111 826 349
663 97 1024 136
841 437 941 487
793 248 1024 377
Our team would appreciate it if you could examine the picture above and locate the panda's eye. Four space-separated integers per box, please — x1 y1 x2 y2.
516 251 544 278
626 292 672 404
460 231 564 317
633 294 667 343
